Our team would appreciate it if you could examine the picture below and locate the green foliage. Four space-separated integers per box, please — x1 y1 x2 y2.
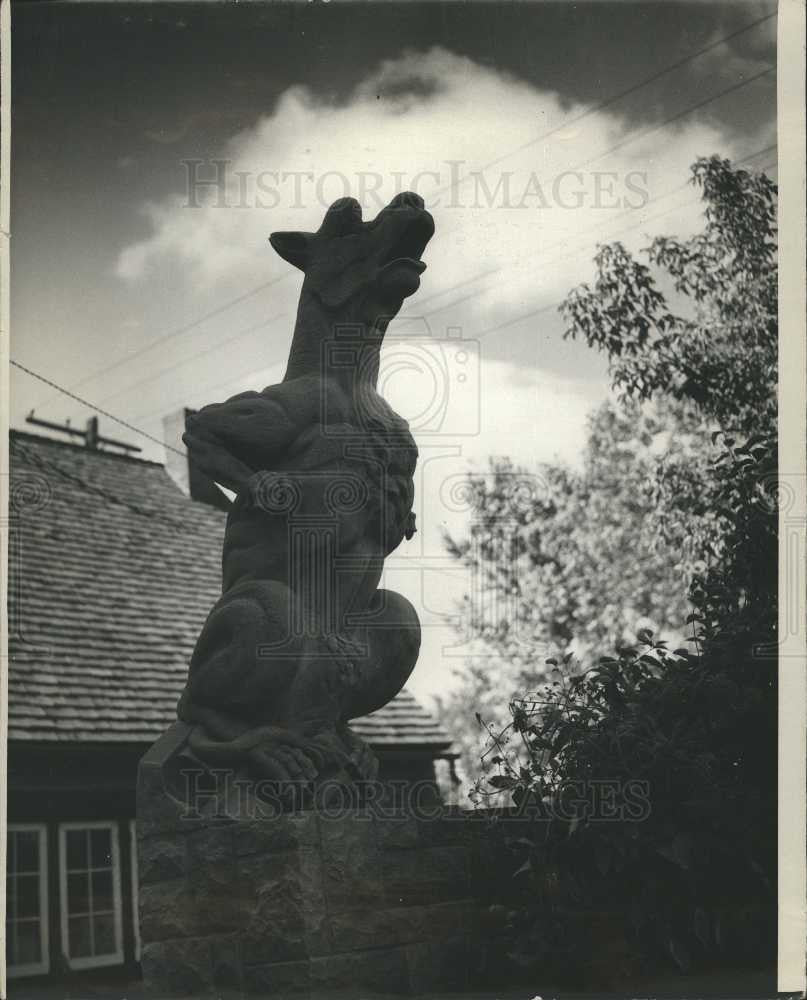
438 397 704 782
474 635 776 982
456 155 778 983
561 155 778 642
562 156 777 429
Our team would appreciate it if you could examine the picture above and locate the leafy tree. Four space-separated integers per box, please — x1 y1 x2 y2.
562 154 777 642
446 155 779 984
439 155 777 787
438 396 709 782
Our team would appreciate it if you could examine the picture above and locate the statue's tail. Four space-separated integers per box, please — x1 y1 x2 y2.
177 693 358 783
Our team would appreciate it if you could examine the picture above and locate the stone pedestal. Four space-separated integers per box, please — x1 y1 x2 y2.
137 725 530 997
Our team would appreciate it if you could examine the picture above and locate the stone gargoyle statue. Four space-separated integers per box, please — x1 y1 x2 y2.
177 192 434 796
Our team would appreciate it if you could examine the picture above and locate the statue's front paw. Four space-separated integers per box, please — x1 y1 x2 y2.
266 744 319 783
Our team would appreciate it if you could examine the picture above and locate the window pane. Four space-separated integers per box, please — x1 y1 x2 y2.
67 872 90 915
15 920 42 966
94 914 117 956
16 832 39 874
6 828 47 972
90 828 112 869
68 915 92 959
91 869 113 912
16 874 40 919
66 829 88 870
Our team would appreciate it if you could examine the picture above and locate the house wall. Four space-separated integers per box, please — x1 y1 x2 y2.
7 744 144 981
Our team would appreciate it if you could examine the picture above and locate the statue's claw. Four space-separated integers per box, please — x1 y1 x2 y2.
273 746 318 783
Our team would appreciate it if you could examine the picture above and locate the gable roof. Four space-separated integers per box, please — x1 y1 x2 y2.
7 431 453 753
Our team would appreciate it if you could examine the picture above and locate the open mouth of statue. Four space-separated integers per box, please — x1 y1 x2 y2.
380 257 427 274
380 257 427 275
378 215 433 275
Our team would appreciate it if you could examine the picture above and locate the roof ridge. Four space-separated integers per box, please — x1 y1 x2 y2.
9 428 166 467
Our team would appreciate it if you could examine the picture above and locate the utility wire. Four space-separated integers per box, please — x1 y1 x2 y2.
430 10 776 201
108 122 775 418
93 312 287 407
128 150 778 419
11 359 186 457
412 267 501 309
104 67 775 410
405 142 776 327
537 142 777 261
31 271 293 414
475 151 777 342
26 12 775 417
487 141 777 306
12 150 776 442
430 66 774 256
573 67 773 174
133 356 287 425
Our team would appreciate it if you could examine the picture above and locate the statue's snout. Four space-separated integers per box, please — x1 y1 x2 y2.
386 191 425 212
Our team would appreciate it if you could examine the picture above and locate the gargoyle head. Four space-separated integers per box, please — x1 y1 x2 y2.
270 192 435 325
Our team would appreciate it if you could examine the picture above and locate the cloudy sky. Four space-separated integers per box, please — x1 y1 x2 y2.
10 2 777 704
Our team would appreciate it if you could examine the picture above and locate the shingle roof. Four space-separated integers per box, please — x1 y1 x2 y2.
7 431 453 753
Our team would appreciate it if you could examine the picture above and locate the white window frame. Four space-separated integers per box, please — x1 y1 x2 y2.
6 823 50 978
129 820 141 961
58 821 124 971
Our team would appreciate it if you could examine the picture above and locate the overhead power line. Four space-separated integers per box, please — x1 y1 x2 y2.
431 10 776 201
474 150 777 342
93 312 288 408
430 67 774 257
132 356 288 425
11 359 186 457
572 67 773 174
12 150 776 444
32 271 293 414
125 147 779 420
109 112 774 417
26 11 775 418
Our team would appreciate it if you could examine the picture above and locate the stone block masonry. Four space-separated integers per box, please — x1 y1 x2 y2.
138 725 532 997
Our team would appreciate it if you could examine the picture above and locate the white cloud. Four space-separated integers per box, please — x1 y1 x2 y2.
119 45 760 702
380 356 607 703
116 45 748 316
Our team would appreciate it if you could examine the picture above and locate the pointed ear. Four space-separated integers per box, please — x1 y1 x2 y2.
269 231 313 271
